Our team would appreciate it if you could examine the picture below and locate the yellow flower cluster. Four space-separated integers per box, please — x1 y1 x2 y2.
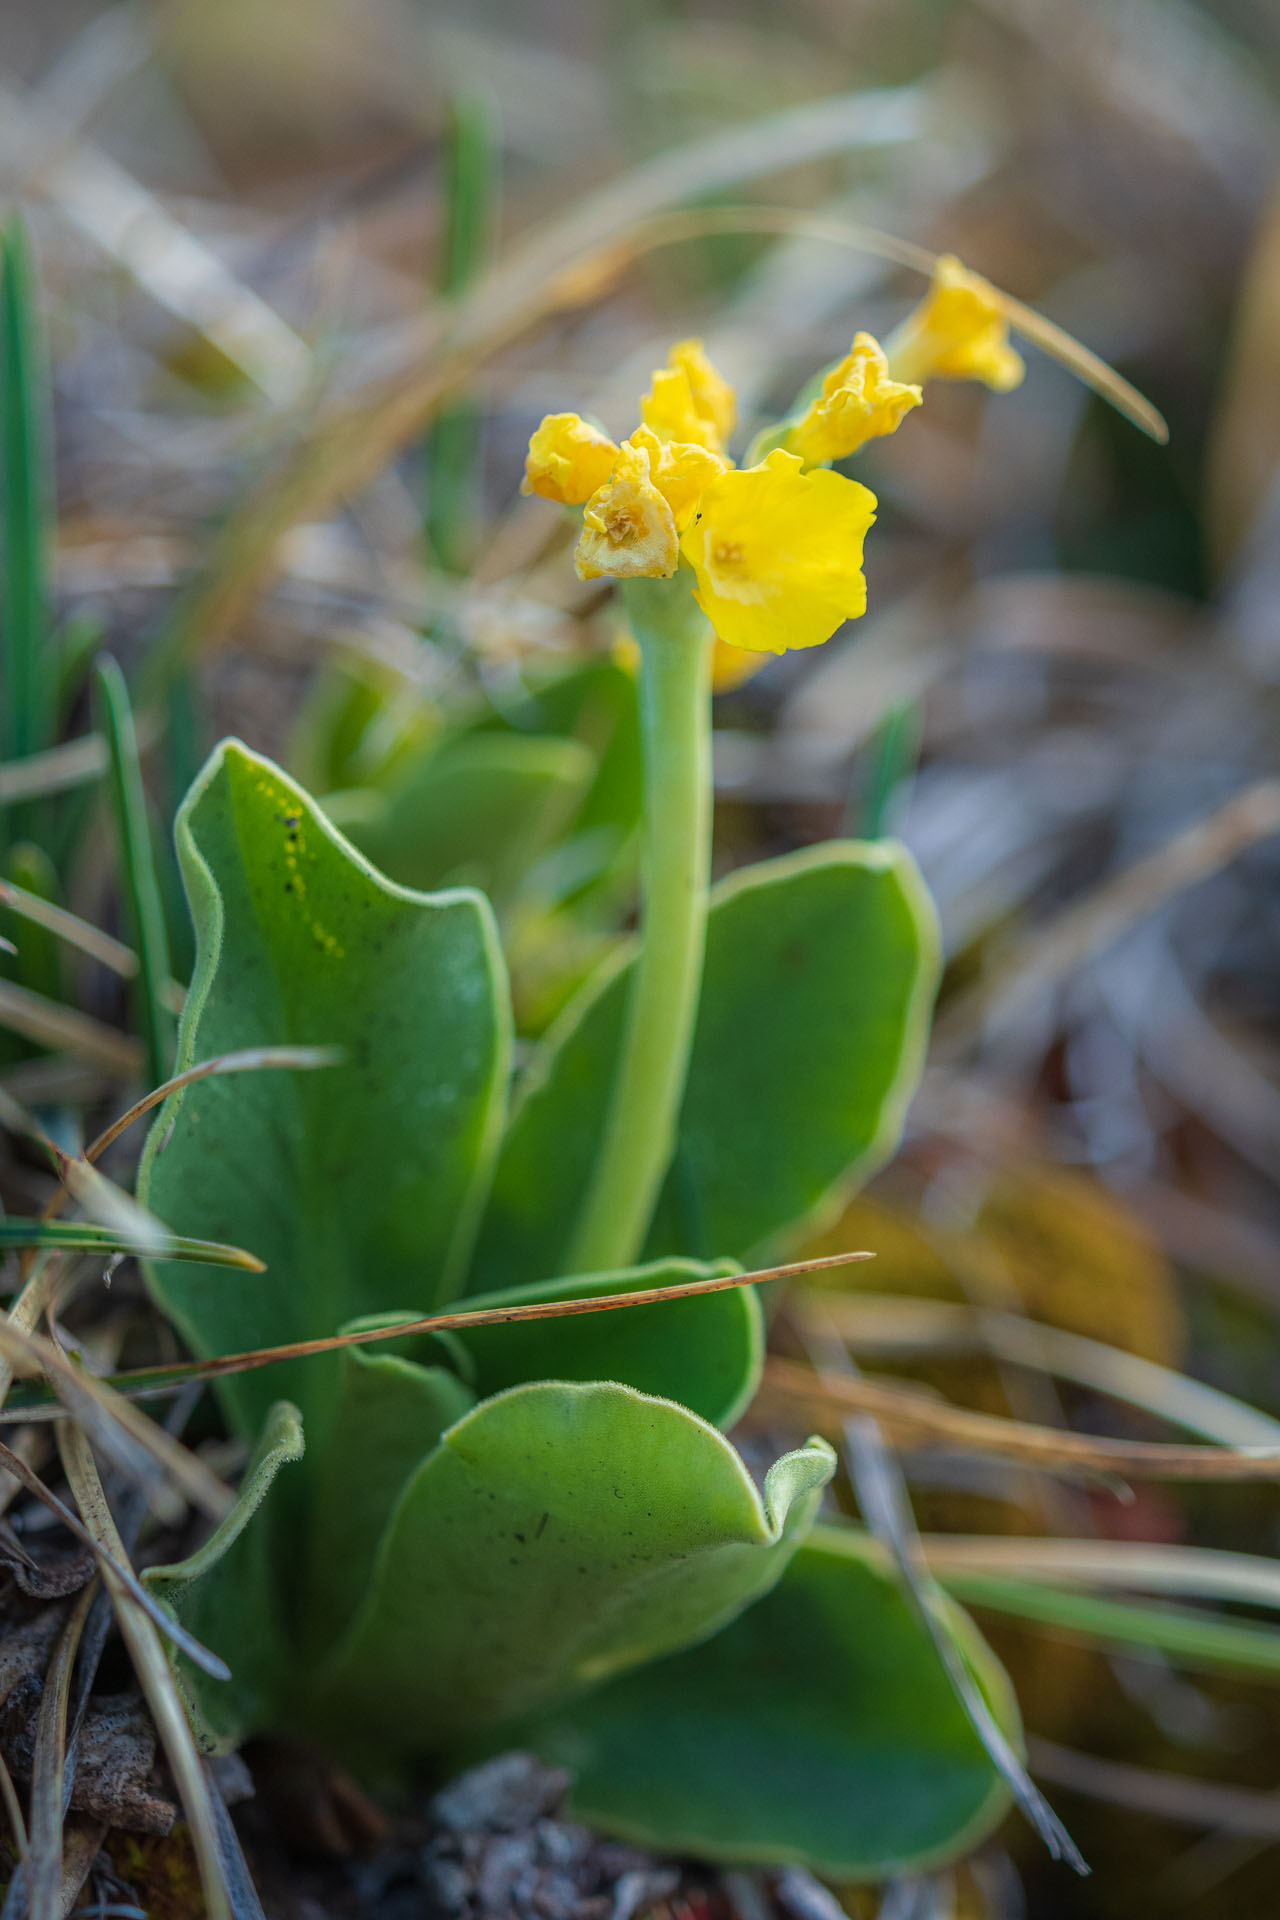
522 255 1024 657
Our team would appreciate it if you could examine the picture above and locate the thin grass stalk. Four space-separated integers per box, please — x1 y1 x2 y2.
425 92 498 576
0 218 52 776
92 657 174 1090
24 1583 95 1920
56 1423 233 1920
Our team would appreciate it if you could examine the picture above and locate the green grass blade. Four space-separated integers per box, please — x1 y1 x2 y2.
0 1219 264 1269
857 698 921 840
93 655 175 1088
425 92 499 575
943 1570 1280 1682
0 216 53 772
437 91 498 298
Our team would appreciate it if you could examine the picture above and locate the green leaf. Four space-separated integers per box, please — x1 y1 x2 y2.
305 1381 834 1759
301 1332 476 1653
138 740 511 1440
523 1524 1014 1878
469 841 938 1289
144 1401 304 1752
455 1260 762 1430
347 733 595 911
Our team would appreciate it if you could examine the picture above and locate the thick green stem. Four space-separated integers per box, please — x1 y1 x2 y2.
566 575 712 1274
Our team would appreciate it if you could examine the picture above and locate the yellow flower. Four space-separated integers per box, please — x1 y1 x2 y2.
785 333 922 465
679 449 876 654
641 338 737 454
575 439 678 581
522 412 619 505
885 255 1025 392
626 426 727 530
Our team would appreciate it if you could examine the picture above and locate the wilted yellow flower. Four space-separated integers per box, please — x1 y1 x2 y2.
522 412 619 505
626 427 727 530
641 338 737 454
680 449 876 654
786 333 922 466
885 255 1025 393
575 439 678 581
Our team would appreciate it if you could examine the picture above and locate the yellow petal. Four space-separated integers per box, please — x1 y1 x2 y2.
885 255 1025 393
626 426 727 530
786 332 922 465
711 637 768 691
679 449 876 654
669 339 736 445
522 412 619 505
575 440 678 581
640 338 737 454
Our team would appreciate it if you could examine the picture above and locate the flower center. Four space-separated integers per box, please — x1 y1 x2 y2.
605 504 641 543
712 539 745 567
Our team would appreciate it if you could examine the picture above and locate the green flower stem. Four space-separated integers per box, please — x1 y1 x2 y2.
566 573 713 1274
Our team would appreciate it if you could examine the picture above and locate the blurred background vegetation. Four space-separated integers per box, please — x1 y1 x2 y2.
1 0 1280 1914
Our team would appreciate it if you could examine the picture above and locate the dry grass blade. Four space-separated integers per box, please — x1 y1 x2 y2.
808 1294 1280 1448
0 982 142 1075
0 1434 228 1679
599 206 1168 443
997 291 1169 443
24 1581 95 1920
141 87 926 684
0 881 138 980
921 1537 1280 1610
759 1357 1280 1481
0 734 108 804
26 1047 342 1254
83 1044 345 1166
0 1320 231 1522
797 1305 1083 1871
935 779 1280 1051
35 1250 874 1405
0 1747 26 1860
0 72 310 404
144 131 1168 695
1028 1739 1280 1839
0 1084 172 1255
57 1423 233 1920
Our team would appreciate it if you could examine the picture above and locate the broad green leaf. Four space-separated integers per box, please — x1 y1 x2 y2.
139 740 511 1439
301 1330 475 1653
145 1401 304 1752
455 1259 762 1429
305 1382 834 1759
523 1524 1014 1878
469 842 938 1290
348 733 595 909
